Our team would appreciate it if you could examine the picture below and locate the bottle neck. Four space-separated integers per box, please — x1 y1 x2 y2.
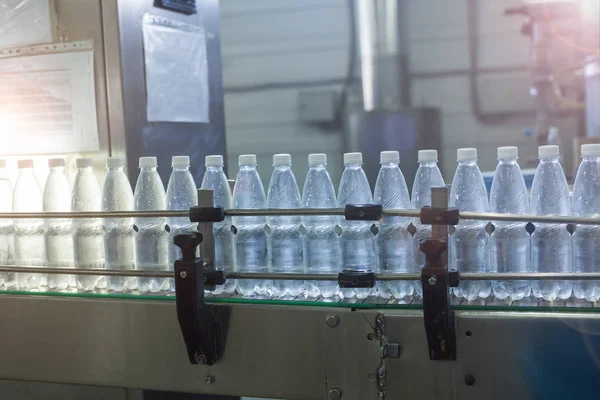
539 157 560 164
498 157 518 165
344 162 362 169
172 165 190 172
206 165 223 172
458 160 477 167
77 166 94 174
140 166 157 172
582 156 600 162
18 167 34 176
274 164 291 171
239 164 256 171
419 161 438 167
107 166 124 173
308 163 327 169
380 162 398 168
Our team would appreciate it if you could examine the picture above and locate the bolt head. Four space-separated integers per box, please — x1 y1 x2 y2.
428 275 437 286
195 354 207 364
326 315 340 328
180 271 188 279
204 375 214 385
328 387 342 400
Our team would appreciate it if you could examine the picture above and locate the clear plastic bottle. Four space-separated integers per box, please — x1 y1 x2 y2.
43 158 73 290
450 148 491 301
0 160 14 288
489 147 531 301
102 157 136 292
411 150 445 297
200 155 236 295
530 145 572 301
571 144 600 301
338 152 377 299
167 155 197 292
267 154 304 296
302 153 341 298
134 156 169 293
374 151 413 298
13 159 45 290
72 158 104 291
232 154 268 296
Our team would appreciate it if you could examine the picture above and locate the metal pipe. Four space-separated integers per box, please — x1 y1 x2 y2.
0 265 173 278
0 208 599 226
0 265 599 282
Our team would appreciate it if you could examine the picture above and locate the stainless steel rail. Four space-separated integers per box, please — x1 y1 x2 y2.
0 208 598 225
0 265 599 281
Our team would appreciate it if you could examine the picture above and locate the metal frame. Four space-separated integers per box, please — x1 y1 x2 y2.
1 295 599 400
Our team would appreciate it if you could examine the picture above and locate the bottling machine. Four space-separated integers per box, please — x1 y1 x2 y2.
1 1 600 400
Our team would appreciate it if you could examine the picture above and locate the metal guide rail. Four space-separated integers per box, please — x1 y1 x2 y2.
1 187 600 400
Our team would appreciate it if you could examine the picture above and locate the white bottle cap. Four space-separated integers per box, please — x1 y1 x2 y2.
106 157 124 168
48 158 65 167
380 151 399 163
273 153 292 165
238 154 257 166
344 152 362 164
497 146 518 159
205 155 224 167
457 148 477 161
0 160 5 168
418 149 438 162
139 156 157 168
76 158 93 168
581 144 600 157
308 153 327 165
538 145 559 158
17 159 33 169
172 155 190 167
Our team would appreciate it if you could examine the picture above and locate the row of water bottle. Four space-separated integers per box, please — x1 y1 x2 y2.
232 150 443 299
0 156 203 293
451 144 600 303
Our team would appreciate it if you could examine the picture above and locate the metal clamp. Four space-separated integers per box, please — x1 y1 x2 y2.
344 204 383 221
419 187 457 361
174 232 229 365
338 269 376 289
189 206 225 223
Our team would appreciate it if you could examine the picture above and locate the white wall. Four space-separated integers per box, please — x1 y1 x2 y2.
220 0 579 186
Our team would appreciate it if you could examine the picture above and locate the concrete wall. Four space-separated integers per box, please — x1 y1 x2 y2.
220 0 580 187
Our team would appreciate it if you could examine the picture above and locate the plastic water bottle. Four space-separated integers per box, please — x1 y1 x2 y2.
167 156 197 291
302 153 341 298
102 157 136 292
450 148 491 301
72 158 104 291
0 160 14 288
267 154 304 296
200 155 236 294
232 154 268 296
490 147 531 301
530 145 572 301
572 144 600 301
43 158 73 290
13 160 45 290
411 150 445 297
134 157 169 293
338 152 377 299
374 151 413 298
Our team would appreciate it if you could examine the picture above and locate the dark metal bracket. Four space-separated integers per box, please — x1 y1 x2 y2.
338 269 376 289
173 190 229 366
419 186 458 361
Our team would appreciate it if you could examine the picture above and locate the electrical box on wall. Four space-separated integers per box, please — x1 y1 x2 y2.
298 89 339 124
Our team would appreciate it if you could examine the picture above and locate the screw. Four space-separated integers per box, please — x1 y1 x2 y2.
326 315 340 328
204 375 214 385
195 354 207 364
368 373 377 382
464 374 476 386
328 387 342 400
367 333 376 342
428 275 437 286
180 271 187 279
